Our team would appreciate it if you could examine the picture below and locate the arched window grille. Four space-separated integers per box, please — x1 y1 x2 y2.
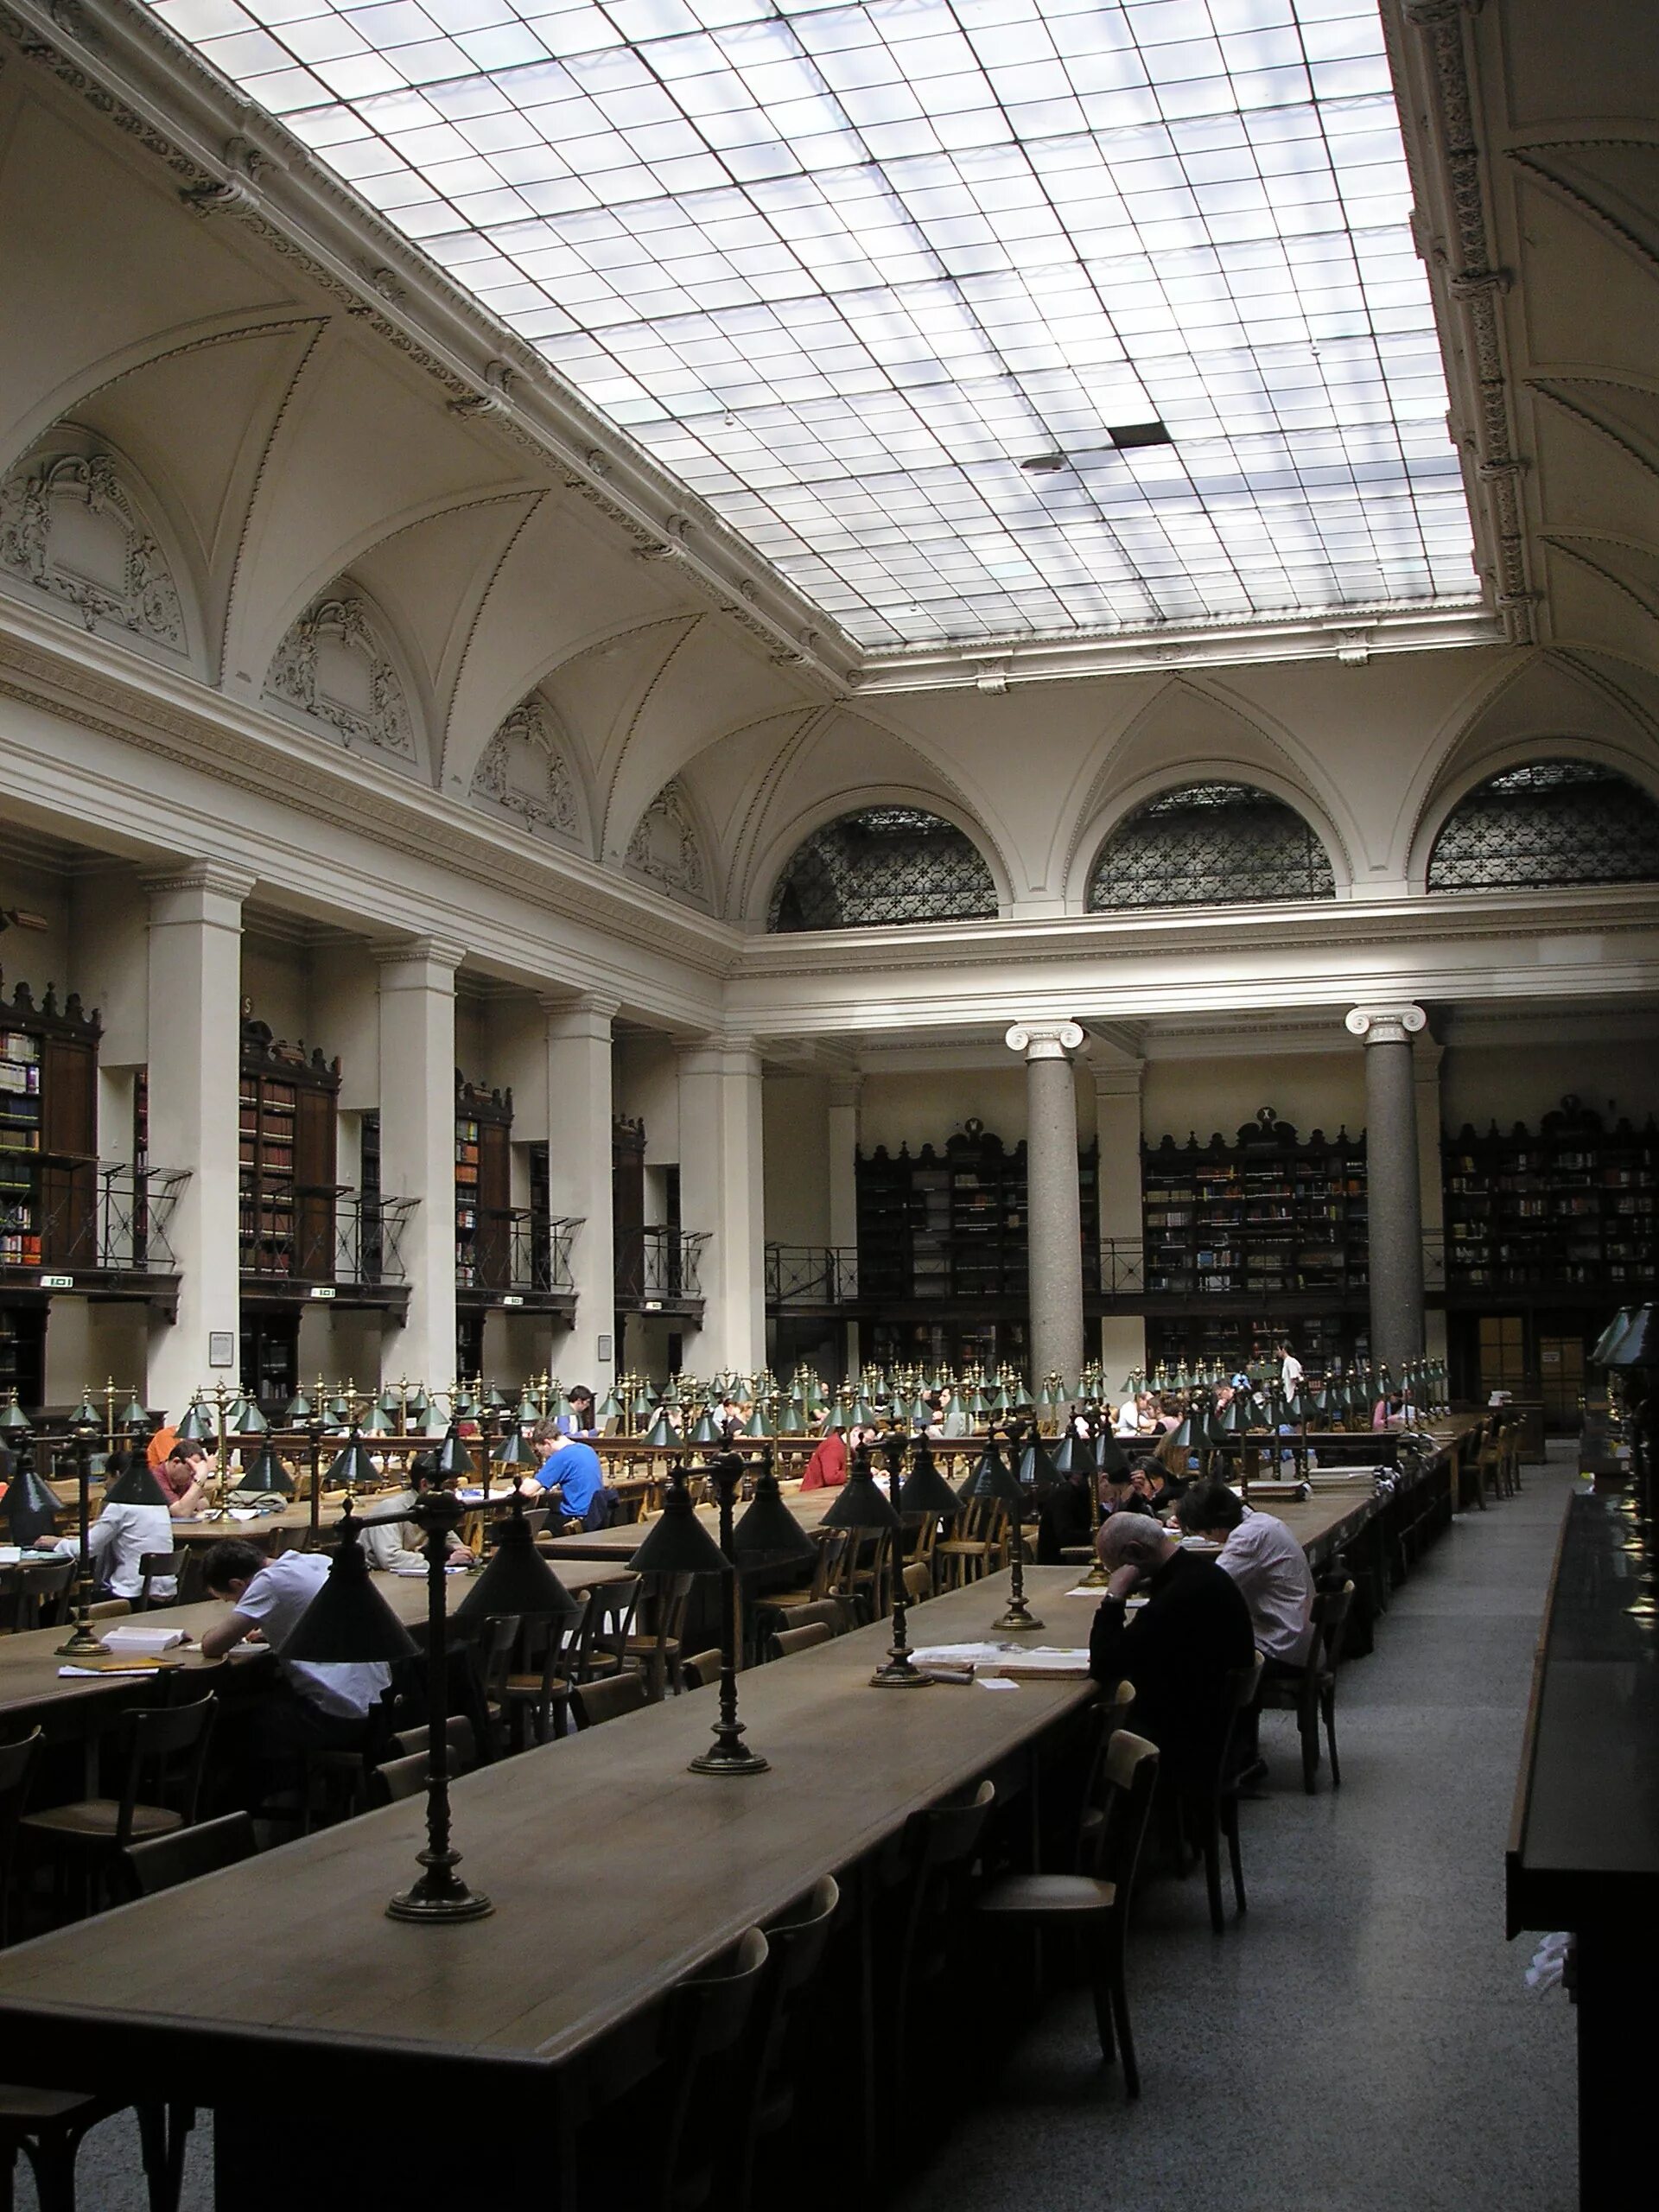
767 807 998 932
1427 760 1659 891
1087 783 1335 911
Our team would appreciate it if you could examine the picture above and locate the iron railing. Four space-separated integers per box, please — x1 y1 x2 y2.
241 1189 415 1288
766 1243 860 1306
455 1210 582 1296
616 1225 708 1306
0 1161 189 1277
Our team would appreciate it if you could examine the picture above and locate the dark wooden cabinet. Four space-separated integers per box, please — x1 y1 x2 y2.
456 1077 512 1292
0 974 100 1278
239 1017 340 1285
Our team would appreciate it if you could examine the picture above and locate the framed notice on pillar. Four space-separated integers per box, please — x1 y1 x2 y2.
208 1332 235 1369
596 1334 613 1363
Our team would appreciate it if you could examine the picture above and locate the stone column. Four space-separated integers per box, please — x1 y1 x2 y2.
143 863 252 1421
826 1073 862 1381
1006 1019 1086 1389
677 1033 766 1376
543 993 619 1389
375 939 463 1395
1414 1036 1449 1370
1091 1053 1147 1395
1345 1003 1428 1378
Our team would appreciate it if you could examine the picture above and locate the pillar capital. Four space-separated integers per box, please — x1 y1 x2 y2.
1006 1018 1085 1062
540 992 619 1042
142 860 256 912
371 936 466 976
1344 1003 1427 1046
827 1072 864 1111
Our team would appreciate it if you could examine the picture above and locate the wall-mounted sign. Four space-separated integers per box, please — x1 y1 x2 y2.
208 1332 235 1368
38 1274 73 1291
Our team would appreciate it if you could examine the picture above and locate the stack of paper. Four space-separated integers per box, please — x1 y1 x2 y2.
99 1624 188 1656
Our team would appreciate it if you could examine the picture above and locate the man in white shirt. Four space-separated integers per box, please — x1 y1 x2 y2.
200 1539 395 1808
1177 1481 1317 1786
33 1452 175 1600
1279 1341 1305 1396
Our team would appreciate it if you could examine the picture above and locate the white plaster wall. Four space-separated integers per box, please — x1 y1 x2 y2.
240 936 310 1045
1142 1053 1368 1147
762 1073 830 1244
1440 1044 1651 1134
615 1035 680 1162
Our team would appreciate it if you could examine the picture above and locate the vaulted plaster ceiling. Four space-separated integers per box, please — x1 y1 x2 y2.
143 0 1478 651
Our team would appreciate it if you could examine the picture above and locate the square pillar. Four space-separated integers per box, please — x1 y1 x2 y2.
543 994 618 1390
1415 1036 1449 1366
1092 1053 1147 1395
678 1034 766 1377
143 863 251 1421
375 939 462 1395
827 1073 861 1381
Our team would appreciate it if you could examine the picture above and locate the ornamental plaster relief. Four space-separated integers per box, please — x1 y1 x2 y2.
624 780 710 911
0 448 185 654
264 590 415 764
470 699 583 848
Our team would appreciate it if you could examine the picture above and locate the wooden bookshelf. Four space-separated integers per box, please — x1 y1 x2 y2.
1141 1110 1368 1300
1442 1096 1657 1294
238 1016 340 1284
0 972 99 1279
455 1076 512 1293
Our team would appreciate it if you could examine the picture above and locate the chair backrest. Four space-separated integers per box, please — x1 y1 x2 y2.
522 1507 550 1538
637 1570 695 1654
116 1695 218 1844
571 1671 651 1730
366 1751 430 1808
25 1554 76 1629
116 1809 257 1900
809 1528 852 1600
479 1611 523 1699
1089 1729 1160 1893
902 1560 932 1606
87 1597 131 1619
768 1620 833 1662
0 1728 42 1860
582 1574 643 1677
747 1875 841 2136
0 1564 27 1634
780 1599 844 1637
908 1776 996 1875
136 1551 188 1611
384 1714 477 1772
679 1648 723 1691
652 1928 772 2201
1313 1580 1355 1670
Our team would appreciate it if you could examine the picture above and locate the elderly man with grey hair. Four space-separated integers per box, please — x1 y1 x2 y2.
1089 1503 1255 1787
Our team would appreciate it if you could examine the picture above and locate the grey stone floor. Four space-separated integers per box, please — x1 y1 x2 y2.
895 1450 1580 2212
17 1455 1580 2209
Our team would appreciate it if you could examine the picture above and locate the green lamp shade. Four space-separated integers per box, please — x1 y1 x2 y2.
175 1401 213 1443
103 1453 174 1509
741 1402 772 1440
628 1470 730 1578
1049 1429 1091 1480
821 1459 899 1535
233 1443 294 1497
407 1391 430 1425
1095 1430 1131 1480
283 1391 314 1426
1015 1433 1058 1503
776 1397 806 1438
281 1524 418 1666
378 1388 401 1417
849 1396 878 1427
361 1405 393 1437
2 1456 60 1544
454 1501 581 1629
0 1398 31 1436
958 1437 1022 1511
643 1410 678 1449
436 1427 479 1484
452 1389 480 1421
70 1397 102 1433
893 1441 963 1524
1603 1303 1656 1368
731 1472 818 1569
1591 1307 1637 1366
689 1410 721 1447
514 1392 540 1427
492 1427 539 1472
327 1438 378 1490
595 1389 623 1423
119 1396 152 1436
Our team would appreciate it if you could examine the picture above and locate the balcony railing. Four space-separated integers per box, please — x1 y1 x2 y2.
0 1161 189 1279
1096 1238 1148 1296
456 1211 583 1299
616 1225 708 1308
241 1189 415 1290
766 1243 860 1308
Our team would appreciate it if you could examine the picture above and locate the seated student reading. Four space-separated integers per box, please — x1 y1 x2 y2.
518 1426 609 1529
34 1450 175 1601
359 1451 474 1573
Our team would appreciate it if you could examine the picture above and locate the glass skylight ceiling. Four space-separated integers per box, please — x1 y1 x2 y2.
148 0 1476 648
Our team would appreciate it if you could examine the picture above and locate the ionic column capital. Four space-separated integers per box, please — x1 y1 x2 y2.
371 936 466 976
1006 1019 1085 1062
1344 1004 1427 1046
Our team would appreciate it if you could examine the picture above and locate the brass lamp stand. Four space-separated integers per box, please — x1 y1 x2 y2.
56 1400 105 1659
632 1463 765 1775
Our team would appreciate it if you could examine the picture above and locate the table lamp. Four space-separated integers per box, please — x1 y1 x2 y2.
631 1464 763 1775
730 1465 818 1574
3 1422 60 1548
958 1431 1042 1632
230 1440 293 1498
454 1490 580 1633
823 1443 921 1686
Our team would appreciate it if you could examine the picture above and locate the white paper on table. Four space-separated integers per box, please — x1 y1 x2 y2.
226 1508 263 1522
976 1676 1020 1691
0 1546 22 1564
58 1664 156 1678
911 1642 1091 1675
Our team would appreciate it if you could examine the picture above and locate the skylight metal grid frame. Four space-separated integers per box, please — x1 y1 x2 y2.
144 0 1476 649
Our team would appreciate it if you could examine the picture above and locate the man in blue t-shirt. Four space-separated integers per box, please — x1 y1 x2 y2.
520 1429 607 1528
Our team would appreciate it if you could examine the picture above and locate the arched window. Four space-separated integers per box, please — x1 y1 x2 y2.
1087 783 1335 911
767 808 998 932
1427 760 1659 891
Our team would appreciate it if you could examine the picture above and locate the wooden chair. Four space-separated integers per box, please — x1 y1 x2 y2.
733 1877 842 2212
499 1576 643 1747
1260 1581 1355 1793
571 1672 651 1731
0 1567 28 1637
932 1498 1006 1589
760 1529 851 1619
678 1648 723 1691
766 1620 833 1662
113 1811 257 1902
626 1571 695 1700
86 1598 130 1620
1073 1680 1135 1868
885 1780 997 2105
0 2082 175 2212
649 1928 772 2212
365 1751 430 1809
901 1560 932 1607
134 1552 189 1612
20 1696 218 1918
381 1715 478 1774
22 1556 75 1632
0 1731 41 1948
770 1599 845 1641
974 1730 1160 2094
1185 1655 1262 1934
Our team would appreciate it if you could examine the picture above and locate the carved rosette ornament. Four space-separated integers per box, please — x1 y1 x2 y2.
471 701 579 838
625 780 708 903
265 593 414 760
0 451 184 649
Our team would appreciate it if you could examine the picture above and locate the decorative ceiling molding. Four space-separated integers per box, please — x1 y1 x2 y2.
264 590 416 764
1391 0 1535 643
470 698 582 849
624 779 710 912
0 448 185 654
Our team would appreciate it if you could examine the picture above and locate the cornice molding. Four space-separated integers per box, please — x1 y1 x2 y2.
0 595 744 983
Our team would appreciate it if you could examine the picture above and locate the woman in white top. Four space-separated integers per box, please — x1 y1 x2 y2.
34 1451 175 1601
